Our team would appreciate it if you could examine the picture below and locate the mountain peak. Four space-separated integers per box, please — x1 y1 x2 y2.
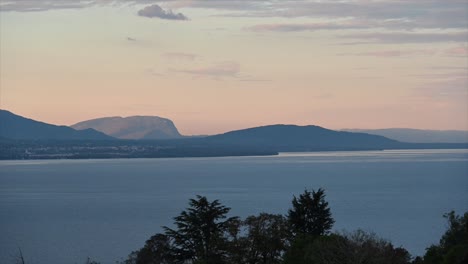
72 115 182 140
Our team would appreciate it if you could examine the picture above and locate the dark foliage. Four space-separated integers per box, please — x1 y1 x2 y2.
285 230 411 264
124 192 467 264
287 188 335 237
163 195 238 264
421 211 468 264
132 234 174 264
241 213 289 264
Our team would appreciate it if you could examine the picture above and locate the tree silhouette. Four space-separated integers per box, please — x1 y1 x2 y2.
163 195 238 264
287 188 334 237
423 211 468 264
130 233 174 264
242 213 289 264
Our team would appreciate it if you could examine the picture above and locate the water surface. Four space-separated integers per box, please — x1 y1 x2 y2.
1 149 467 263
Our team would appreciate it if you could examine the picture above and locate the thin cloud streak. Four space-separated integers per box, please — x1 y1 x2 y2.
248 22 367 32
341 49 436 57
190 0 467 31
172 61 240 78
0 0 163 12
415 77 468 101
339 31 468 44
163 52 197 61
247 19 420 32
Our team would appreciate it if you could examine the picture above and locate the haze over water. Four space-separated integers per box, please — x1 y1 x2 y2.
1 149 467 264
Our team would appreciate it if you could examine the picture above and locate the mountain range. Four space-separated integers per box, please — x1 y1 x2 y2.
1 109 467 159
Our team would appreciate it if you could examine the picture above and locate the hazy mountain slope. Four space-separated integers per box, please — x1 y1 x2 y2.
343 128 468 143
204 124 400 151
72 116 182 140
0 110 113 140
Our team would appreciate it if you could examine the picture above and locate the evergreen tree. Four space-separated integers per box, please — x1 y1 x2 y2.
284 188 335 264
287 188 334 237
163 195 238 264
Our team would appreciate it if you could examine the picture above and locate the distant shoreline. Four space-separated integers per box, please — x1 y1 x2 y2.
1 143 467 161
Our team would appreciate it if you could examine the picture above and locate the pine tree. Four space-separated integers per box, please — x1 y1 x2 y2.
163 195 238 264
287 188 334 237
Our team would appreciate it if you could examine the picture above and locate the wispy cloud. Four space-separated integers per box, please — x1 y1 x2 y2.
444 46 468 57
339 31 468 44
127 37 137 41
2 0 467 45
183 0 467 31
0 0 163 12
415 77 468 101
247 19 418 32
172 61 240 78
163 52 196 61
137 4 188 20
4 0 467 32
145 68 165 77
341 49 436 58
239 78 271 82
247 22 367 32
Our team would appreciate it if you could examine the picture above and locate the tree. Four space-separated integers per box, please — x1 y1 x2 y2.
422 211 468 264
341 230 411 264
131 233 174 264
302 233 350 264
224 217 247 264
242 213 289 264
84 257 101 264
286 230 411 264
163 195 238 264
284 188 335 264
287 188 334 237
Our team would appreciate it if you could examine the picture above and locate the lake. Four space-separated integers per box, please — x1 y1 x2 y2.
1 149 467 263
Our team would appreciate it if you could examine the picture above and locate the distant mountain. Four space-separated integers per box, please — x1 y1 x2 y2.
203 124 400 151
72 116 182 140
342 128 468 143
0 110 113 140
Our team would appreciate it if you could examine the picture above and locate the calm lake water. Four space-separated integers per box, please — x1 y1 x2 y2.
1 149 467 263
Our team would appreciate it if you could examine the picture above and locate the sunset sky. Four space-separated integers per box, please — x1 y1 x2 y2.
1 0 467 135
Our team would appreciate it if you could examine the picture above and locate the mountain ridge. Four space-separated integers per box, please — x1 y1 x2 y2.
72 115 182 140
342 128 468 143
1 110 467 160
0 110 113 140
203 124 400 151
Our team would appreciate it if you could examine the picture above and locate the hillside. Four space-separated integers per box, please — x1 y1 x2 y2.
343 128 468 143
0 110 113 140
204 125 400 151
72 116 182 140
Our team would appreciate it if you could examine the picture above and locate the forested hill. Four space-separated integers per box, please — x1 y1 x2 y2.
0 110 113 140
343 128 468 143
203 124 400 151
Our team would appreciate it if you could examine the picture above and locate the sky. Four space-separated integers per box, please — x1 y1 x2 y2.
0 0 467 135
